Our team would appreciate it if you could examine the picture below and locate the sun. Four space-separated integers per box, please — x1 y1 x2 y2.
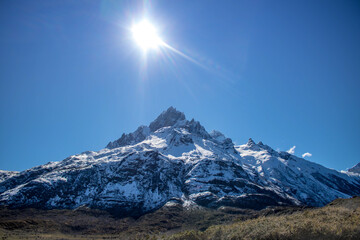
131 20 163 51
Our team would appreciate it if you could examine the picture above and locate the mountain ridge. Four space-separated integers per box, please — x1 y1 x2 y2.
0 107 359 216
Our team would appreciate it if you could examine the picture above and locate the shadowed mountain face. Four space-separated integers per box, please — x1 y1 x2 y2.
349 163 360 174
0 107 359 216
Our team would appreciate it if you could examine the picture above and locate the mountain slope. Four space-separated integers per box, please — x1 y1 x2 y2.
0 107 359 215
0 171 19 182
236 140 360 206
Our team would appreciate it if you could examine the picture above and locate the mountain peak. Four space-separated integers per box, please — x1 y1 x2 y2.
247 138 256 147
149 107 186 132
210 130 226 142
348 162 360 173
106 125 150 149
106 107 196 149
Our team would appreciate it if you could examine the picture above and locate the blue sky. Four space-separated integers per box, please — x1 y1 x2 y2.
0 0 359 171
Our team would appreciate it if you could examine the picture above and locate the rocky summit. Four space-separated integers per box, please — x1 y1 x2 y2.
0 107 359 216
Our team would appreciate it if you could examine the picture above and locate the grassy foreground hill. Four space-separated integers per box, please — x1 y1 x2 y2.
0 197 359 239
167 197 360 240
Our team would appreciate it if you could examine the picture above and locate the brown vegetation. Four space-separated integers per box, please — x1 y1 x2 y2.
0 197 359 239
166 197 360 240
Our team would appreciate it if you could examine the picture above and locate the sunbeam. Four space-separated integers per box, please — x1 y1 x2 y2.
130 17 241 98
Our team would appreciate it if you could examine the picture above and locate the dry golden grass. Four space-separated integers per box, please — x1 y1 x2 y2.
166 197 360 240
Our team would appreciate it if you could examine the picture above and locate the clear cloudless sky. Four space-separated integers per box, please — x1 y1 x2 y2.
0 0 359 171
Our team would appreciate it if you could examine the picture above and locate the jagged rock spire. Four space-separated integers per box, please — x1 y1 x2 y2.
247 138 256 147
348 162 360 173
107 107 191 149
106 125 150 149
149 107 186 132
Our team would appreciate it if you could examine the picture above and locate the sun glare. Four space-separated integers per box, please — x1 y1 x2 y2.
131 20 163 51
130 18 203 68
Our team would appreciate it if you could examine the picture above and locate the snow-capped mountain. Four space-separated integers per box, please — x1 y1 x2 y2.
0 107 359 216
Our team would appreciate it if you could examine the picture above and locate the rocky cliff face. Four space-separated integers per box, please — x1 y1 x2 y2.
0 107 359 216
